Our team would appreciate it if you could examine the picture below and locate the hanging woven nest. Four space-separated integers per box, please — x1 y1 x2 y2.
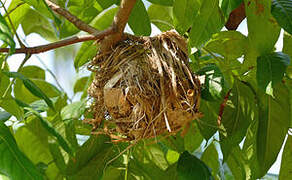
86 30 201 141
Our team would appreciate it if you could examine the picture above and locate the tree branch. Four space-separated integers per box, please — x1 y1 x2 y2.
45 0 99 34
100 0 137 52
0 28 113 54
225 2 246 30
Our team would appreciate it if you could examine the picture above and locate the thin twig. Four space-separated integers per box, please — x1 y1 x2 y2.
45 0 98 34
0 28 113 54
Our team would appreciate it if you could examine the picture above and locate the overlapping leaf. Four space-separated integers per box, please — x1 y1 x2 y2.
271 0 292 35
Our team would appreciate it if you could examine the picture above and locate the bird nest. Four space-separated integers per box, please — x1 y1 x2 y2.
87 30 201 141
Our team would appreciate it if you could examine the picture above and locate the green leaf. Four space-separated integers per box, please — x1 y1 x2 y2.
189 0 224 47
226 146 250 179
128 0 151 36
256 52 290 94
3 72 55 110
19 65 45 80
271 0 292 35
244 0 280 54
205 31 247 59
279 135 292 179
61 100 87 120
27 108 73 156
95 0 118 9
15 126 53 165
66 135 113 179
90 6 119 30
0 110 11 122
21 9 57 41
22 0 61 26
0 13 15 53
0 97 24 120
257 83 290 177
74 41 98 69
173 0 201 34
73 76 90 93
220 80 256 160
177 151 214 180
147 4 173 31
0 122 44 180
147 0 174 6
60 5 98 38
221 0 243 17
197 64 225 101
197 100 220 140
184 122 203 152
201 143 220 178
6 0 31 30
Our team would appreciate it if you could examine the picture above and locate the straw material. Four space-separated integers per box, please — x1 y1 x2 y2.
87 30 201 141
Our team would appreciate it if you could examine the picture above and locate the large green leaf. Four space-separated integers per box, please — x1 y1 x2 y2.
66 135 113 179
226 146 251 179
197 100 220 140
201 143 219 178
59 5 98 38
279 135 292 179
256 52 290 94
15 126 53 165
244 0 280 54
220 80 256 160
0 96 24 120
90 6 118 30
147 4 173 31
205 31 247 59
0 122 44 180
184 122 203 153
177 151 214 180
4 72 55 110
95 0 118 9
0 13 15 53
6 0 31 30
257 82 290 177
61 100 87 120
27 108 73 156
271 0 292 35
128 0 151 36
147 0 174 6
173 0 201 34
21 9 57 41
221 0 243 17
189 0 224 47
74 41 98 69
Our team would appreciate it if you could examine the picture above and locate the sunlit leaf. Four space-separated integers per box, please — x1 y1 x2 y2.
189 0 224 47
0 122 44 180
3 72 55 110
0 14 15 53
61 100 87 120
244 0 280 54
201 143 220 178
128 0 151 36
205 31 247 59
147 0 174 6
147 4 173 31
173 0 200 34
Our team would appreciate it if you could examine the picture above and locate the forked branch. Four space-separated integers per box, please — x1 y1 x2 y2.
0 0 136 54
